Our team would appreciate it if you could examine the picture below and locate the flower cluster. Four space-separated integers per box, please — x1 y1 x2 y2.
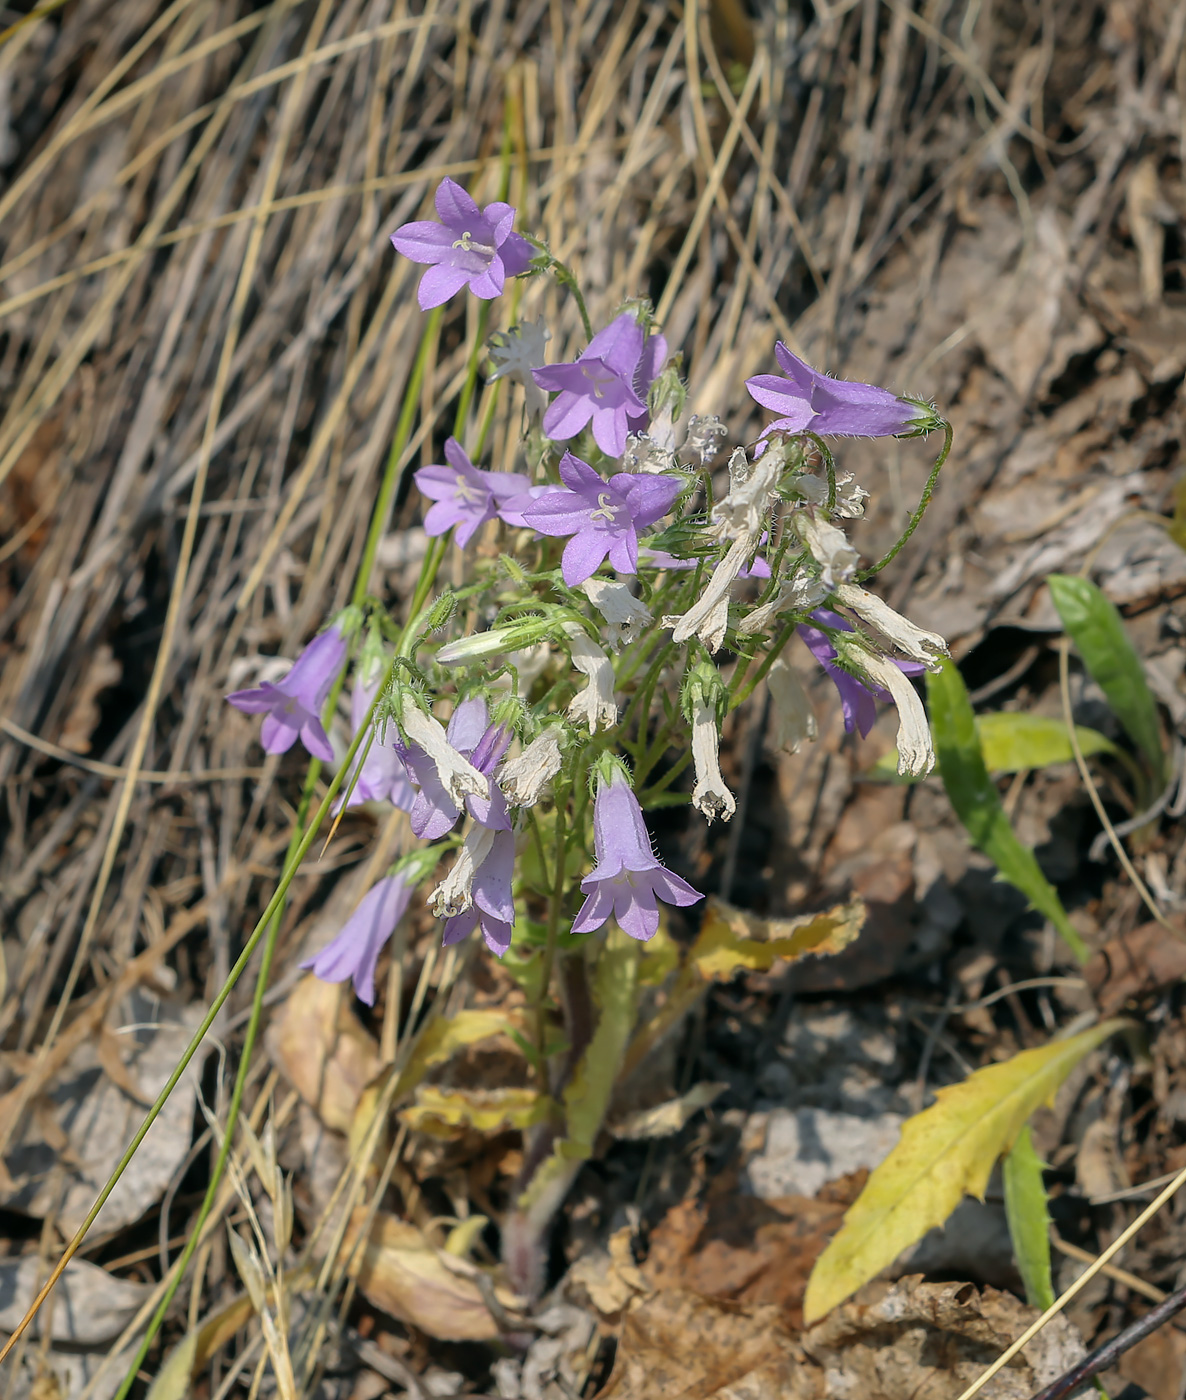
229 178 952 1004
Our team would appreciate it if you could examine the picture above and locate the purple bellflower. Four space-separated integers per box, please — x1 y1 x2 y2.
747 343 929 439
532 313 667 457
390 178 533 310
404 697 511 839
522 452 681 587
336 678 416 813
572 769 702 942
441 828 515 955
301 873 412 1005
415 439 532 547
798 608 925 737
226 624 346 761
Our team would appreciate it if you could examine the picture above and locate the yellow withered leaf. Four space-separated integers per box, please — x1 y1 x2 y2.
401 1085 553 1138
692 896 866 980
803 1018 1129 1323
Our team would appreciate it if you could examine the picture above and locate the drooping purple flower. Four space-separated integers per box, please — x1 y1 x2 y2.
440 827 516 955
572 769 702 942
390 178 533 310
798 608 926 738
522 452 681 587
403 697 511 839
532 314 667 457
747 343 930 439
336 677 416 813
226 625 347 761
301 873 412 1005
415 439 532 547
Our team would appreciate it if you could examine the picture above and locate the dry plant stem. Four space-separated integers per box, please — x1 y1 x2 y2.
1057 641 1177 934
1028 1279 1186 1400
953 1159 1186 1399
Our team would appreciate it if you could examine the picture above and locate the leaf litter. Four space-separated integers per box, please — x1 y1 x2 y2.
5 0 1186 1398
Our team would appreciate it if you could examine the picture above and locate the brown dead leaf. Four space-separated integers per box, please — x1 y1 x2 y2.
595 1290 812 1399
1117 1318 1186 1400
569 1227 652 1318
267 975 381 1133
1085 919 1186 1017
57 644 121 754
344 1209 523 1342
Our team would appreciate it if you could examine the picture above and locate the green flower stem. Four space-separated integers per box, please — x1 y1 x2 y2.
729 617 796 712
453 301 491 441
857 419 952 579
534 799 568 1079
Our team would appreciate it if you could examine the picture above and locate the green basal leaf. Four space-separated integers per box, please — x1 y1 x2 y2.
927 658 1089 965
1003 1123 1055 1310
1048 573 1165 780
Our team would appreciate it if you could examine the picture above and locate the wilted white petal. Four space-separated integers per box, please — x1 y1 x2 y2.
833 583 949 669
664 535 751 652
564 625 617 732
686 414 727 464
738 573 828 636
428 825 496 918
795 513 859 590
623 432 676 474
401 698 489 804
582 577 654 649
859 652 935 776
710 446 782 541
691 701 735 823
766 656 817 754
500 727 564 807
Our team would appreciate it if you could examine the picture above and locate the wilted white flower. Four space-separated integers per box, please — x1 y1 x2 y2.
795 512 859 590
664 534 756 652
500 726 565 807
623 432 676 474
686 413 727 464
401 698 489 805
766 656 817 754
488 317 550 417
564 625 617 732
833 583 948 669
581 577 654 648
794 470 868 518
737 571 828 636
710 445 782 541
428 824 496 918
858 651 935 776
691 700 735 823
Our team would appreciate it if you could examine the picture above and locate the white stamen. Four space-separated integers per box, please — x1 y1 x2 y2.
588 492 618 523
400 698 489 804
691 700 735 824
833 583 949 670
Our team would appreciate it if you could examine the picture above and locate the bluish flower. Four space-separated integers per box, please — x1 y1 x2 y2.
301 873 412 1005
532 313 667 457
798 609 925 737
747 343 930 439
404 697 510 839
336 677 416 813
522 452 681 586
226 625 346 761
441 828 516 955
572 769 702 942
415 439 531 547
391 178 533 310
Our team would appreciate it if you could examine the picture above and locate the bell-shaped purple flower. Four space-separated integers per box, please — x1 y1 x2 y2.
747 343 930 439
336 678 416 813
440 827 516 955
404 697 511 839
532 313 667 457
522 452 681 587
301 873 412 1005
390 178 533 310
226 625 347 761
798 609 925 737
572 769 702 942
415 439 532 547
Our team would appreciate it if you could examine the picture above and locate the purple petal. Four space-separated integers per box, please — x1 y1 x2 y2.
562 530 611 586
473 828 515 922
226 685 278 714
417 263 474 309
497 231 534 277
614 884 660 941
447 697 489 753
541 390 595 443
589 404 629 457
585 314 644 377
423 499 469 537
635 330 668 395
605 528 639 575
648 868 704 908
467 259 506 300
302 875 413 1004
391 220 456 264
434 176 481 229
259 712 299 754
572 882 615 934
299 717 336 762
414 465 465 502
745 374 816 426
620 472 681 527
522 491 595 537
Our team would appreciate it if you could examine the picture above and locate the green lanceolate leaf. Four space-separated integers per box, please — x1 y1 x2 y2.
1048 573 1165 780
869 712 1117 783
927 658 1090 965
1003 1123 1055 1310
804 1019 1128 1322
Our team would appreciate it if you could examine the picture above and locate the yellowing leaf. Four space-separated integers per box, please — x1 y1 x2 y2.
399 1009 521 1091
868 712 1116 781
803 1019 1129 1323
401 1085 552 1138
691 897 866 979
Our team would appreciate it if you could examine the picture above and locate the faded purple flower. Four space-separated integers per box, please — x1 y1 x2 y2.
747 343 929 439
301 873 412 1005
226 625 346 762
532 313 667 457
572 769 702 942
522 452 681 586
336 677 416 813
441 827 515 955
798 609 925 738
391 177 533 310
415 439 531 547
404 697 511 839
